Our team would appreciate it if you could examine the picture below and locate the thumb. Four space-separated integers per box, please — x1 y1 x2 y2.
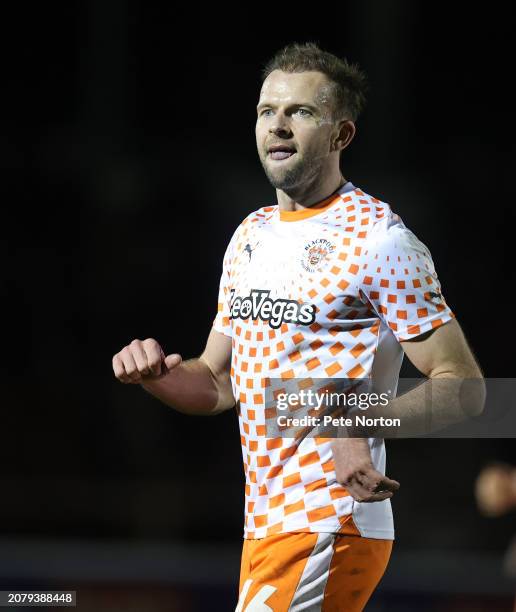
164 353 182 371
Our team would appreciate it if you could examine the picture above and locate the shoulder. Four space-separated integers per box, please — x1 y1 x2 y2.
225 204 277 253
235 204 277 234
241 204 278 225
350 187 401 236
354 188 427 254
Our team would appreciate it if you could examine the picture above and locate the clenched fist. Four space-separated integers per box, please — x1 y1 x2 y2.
112 338 182 383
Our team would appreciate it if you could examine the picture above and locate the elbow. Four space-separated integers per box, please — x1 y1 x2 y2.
432 364 486 418
212 388 237 416
209 400 236 416
471 372 487 417
461 367 486 418
213 371 236 416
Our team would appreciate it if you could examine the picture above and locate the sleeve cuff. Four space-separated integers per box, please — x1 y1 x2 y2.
394 309 455 341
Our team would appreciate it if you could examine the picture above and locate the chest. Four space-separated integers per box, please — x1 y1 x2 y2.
228 221 366 326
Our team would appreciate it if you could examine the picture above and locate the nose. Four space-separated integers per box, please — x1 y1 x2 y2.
269 112 292 137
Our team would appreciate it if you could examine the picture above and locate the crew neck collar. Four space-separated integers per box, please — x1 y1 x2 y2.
278 181 356 222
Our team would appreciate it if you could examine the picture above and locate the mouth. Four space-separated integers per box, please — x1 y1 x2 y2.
267 144 297 161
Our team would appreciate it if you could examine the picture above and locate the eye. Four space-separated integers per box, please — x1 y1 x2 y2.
296 108 312 117
260 109 273 117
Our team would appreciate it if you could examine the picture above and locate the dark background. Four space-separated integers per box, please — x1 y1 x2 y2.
2 2 515 610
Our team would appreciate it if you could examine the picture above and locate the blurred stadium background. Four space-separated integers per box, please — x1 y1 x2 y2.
2 1 515 610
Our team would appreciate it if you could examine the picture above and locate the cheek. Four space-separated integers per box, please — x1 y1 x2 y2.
311 126 333 151
255 122 265 142
299 127 326 152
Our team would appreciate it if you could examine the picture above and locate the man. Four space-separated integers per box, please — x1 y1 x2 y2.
112 43 484 611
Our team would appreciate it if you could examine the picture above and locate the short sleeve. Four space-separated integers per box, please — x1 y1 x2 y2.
357 217 455 341
212 236 235 338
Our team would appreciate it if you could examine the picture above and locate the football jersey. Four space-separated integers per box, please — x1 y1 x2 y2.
213 181 455 540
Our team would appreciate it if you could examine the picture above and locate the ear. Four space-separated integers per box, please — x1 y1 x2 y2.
332 120 356 153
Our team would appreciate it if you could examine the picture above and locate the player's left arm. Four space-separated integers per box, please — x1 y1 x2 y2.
351 318 486 438
353 220 485 436
401 317 484 381
331 319 486 503
388 318 486 434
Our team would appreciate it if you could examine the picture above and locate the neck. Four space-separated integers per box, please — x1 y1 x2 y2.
276 169 347 212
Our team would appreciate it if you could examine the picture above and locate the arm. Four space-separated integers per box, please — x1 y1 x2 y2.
353 318 486 437
331 221 485 499
330 319 485 502
112 328 235 416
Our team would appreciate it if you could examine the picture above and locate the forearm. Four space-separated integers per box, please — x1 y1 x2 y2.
350 372 486 438
140 356 234 416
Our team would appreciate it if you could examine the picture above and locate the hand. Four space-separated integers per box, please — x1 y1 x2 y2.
331 438 400 503
112 338 182 384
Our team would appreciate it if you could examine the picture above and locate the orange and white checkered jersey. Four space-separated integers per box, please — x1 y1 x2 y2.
212 182 455 540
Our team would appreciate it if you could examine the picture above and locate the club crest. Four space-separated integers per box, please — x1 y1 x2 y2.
301 238 336 273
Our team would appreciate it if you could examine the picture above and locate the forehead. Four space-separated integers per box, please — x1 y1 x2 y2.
258 70 333 106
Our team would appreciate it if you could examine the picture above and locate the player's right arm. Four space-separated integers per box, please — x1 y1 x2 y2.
112 328 235 416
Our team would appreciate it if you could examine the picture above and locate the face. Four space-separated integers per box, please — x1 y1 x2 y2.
256 70 340 192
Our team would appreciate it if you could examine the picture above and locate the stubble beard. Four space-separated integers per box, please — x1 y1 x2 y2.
259 150 323 195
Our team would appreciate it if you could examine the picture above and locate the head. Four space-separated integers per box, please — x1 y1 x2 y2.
256 42 368 194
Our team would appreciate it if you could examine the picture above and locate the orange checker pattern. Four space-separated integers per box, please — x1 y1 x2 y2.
213 183 454 539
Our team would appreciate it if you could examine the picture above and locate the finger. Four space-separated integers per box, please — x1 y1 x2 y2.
120 347 142 382
344 479 376 503
129 339 151 375
373 476 400 493
164 353 182 371
361 490 394 503
143 339 163 376
346 479 394 503
112 354 132 384
358 469 400 493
